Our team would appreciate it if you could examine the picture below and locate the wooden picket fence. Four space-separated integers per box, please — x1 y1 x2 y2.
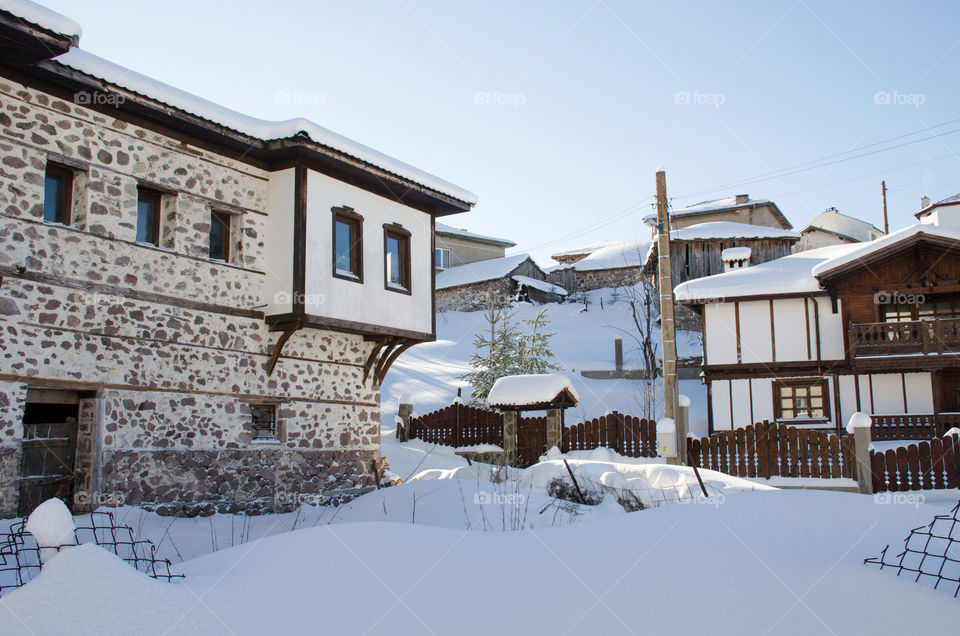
517 416 547 468
561 412 657 458
408 403 503 447
871 434 960 492
686 420 854 480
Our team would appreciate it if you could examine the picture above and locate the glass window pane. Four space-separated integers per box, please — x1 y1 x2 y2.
780 387 792 397
781 408 794 418
386 236 402 285
335 221 353 273
43 172 66 223
810 385 821 396
209 212 229 261
136 195 158 244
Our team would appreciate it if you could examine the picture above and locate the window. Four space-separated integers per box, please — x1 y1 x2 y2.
136 187 162 246
43 164 73 225
882 299 960 322
384 223 411 293
249 403 278 441
435 247 450 270
209 210 231 261
332 206 363 281
773 379 829 421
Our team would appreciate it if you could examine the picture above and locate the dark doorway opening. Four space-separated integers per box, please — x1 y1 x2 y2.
18 391 79 517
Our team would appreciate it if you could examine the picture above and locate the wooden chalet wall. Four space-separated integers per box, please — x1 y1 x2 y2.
668 238 796 286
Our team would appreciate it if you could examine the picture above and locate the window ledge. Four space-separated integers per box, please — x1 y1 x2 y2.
250 438 281 445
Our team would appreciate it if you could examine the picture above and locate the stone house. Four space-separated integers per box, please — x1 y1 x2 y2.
795 207 884 252
546 241 651 293
0 4 475 516
644 194 793 232
434 223 515 271
435 254 551 312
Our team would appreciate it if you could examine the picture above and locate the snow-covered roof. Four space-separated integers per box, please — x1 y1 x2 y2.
436 254 534 290
917 192 960 218
811 225 960 278
0 0 81 38
557 241 653 272
550 241 620 260
800 208 881 243
721 247 752 261
487 374 579 408
674 244 860 302
672 196 773 215
512 275 567 296
435 223 514 247
670 221 799 241
48 48 476 205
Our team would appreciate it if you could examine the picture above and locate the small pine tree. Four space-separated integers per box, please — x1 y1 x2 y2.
518 307 559 374
460 305 523 407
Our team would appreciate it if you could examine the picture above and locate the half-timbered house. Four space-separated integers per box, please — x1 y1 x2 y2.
0 2 475 515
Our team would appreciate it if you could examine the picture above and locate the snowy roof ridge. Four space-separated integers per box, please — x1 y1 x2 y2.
800 208 881 242
0 0 81 38
555 241 652 272
669 221 799 241
550 241 620 260
811 224 960 278
435 223 515 246
512 274 567 296
487 374 579 407
436 254 536 290
49 48 476 205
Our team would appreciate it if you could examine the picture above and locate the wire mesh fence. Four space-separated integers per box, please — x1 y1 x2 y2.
0 510 183 597
865 499 960 598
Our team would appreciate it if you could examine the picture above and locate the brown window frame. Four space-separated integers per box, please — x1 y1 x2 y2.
332 206 364 283
43 163 74 226
136 186 163 247
383 223 412 295
772 378 830 421
209 209 232 262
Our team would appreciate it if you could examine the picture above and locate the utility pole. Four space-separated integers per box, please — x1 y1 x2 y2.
881 180 889 235
656 169 678 424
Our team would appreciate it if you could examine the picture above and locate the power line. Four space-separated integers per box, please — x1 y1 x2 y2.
519 196 654 253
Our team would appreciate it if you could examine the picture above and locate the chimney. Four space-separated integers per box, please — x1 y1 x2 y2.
921 195 931 209
735 194 749 205
722 246 752 272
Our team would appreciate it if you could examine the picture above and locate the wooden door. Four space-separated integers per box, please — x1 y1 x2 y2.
516 416 547 468
18 402 78 516
937 372 960 413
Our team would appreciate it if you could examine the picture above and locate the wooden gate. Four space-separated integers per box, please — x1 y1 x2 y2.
408 402 503 447
18 402 79 516
562 412 657 458
871 433 960 492
517 416 547 468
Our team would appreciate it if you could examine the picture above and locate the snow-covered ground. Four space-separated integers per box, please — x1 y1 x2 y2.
3 430 960 634
382 288 708 435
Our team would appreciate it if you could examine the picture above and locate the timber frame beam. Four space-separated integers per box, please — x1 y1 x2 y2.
265 328 298 375
363 336 420 386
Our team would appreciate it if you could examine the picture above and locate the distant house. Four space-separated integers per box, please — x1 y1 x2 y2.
676 222 960 438
550 241 621 266
434 223 515 271
547 241 652 292
916 193 960 229
645 194 793 232
796 207 884 252
643 221 800 287
436 254 557 312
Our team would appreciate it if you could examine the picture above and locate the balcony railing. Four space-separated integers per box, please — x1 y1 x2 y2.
849 318 960 357
870 413 960 440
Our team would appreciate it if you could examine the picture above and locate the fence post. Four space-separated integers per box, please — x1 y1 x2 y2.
503 411 519 466
398 401 413 442
677 395 690 465
545 408 563 452
848 412 873 495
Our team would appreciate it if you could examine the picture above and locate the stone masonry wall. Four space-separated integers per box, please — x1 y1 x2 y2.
573 266 646 292
436 278 512 312
0 75 380 515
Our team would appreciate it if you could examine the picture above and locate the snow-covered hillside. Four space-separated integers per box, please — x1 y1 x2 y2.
381 287 708 434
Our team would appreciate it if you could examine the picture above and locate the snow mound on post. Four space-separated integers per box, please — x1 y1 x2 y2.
25 498 76 561
487 374 579 407
721 246 752 261
846 412 872 435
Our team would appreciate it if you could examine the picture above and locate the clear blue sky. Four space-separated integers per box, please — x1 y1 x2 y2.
41 0 960 263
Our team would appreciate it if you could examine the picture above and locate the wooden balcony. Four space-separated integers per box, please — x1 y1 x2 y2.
849 318 960 358
871 413 960 441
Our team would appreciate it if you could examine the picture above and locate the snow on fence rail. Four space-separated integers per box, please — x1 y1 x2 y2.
687 421 854 480
408 403 504 447
561 412 657 458
871 433 960 492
